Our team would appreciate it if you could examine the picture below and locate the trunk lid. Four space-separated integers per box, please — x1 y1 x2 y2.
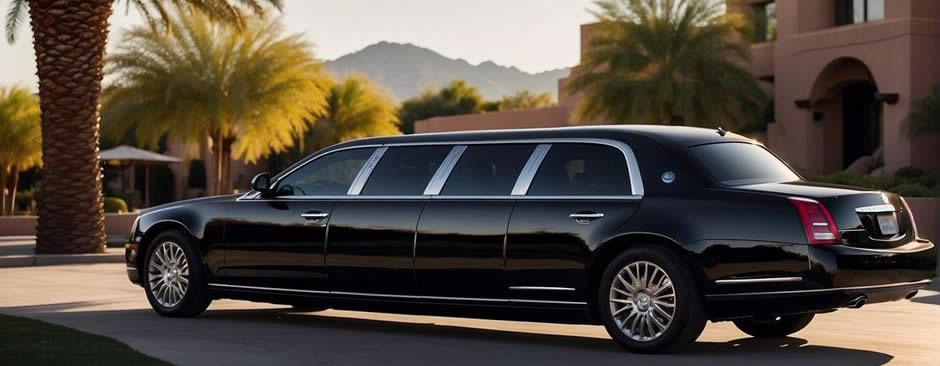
734 180 915 249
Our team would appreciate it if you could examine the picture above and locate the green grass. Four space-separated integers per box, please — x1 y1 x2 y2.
0 313 171 366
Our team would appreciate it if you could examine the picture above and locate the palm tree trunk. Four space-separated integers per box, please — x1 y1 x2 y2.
30 0 111 253
7 167 19 215
0 166 8 216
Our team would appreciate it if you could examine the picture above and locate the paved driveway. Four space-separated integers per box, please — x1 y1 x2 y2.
0 263 937 366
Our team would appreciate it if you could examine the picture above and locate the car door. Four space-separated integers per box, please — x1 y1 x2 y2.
415 143 537 300
218 147 378 292
326 145 453 297
507 142 641 304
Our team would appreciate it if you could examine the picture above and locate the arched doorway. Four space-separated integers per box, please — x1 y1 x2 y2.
809 58 882 172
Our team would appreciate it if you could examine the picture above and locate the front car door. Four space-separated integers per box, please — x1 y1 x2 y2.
326 145 453 297
217 147 378 292
507 142 642 304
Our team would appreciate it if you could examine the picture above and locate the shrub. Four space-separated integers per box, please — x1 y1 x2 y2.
103 197 129 213
810 167 938 197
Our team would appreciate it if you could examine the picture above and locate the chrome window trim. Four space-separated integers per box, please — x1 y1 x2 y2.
244 137 645 201
347 147 388 195
511 144 551 195
208 283 587 305
423 145 467 195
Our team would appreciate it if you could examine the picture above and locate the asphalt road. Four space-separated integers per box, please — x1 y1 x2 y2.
0 263 937 366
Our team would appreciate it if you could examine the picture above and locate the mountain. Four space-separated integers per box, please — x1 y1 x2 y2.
325 42 571 102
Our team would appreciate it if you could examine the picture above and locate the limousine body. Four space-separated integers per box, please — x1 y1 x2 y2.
126 125 936 353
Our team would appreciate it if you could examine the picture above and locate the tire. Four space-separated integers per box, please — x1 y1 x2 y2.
598 245 706 353
733 314 814 338
143 230 212 317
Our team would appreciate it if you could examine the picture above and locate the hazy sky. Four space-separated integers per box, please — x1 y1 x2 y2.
0 0 597 90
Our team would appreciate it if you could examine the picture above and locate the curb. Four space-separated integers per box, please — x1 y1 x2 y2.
0 250 124 268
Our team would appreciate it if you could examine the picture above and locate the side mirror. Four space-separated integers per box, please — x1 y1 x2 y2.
251 173 272 195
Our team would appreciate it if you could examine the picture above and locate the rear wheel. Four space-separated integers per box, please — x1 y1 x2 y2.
733 314 814 338
598 245 706 353
144 230 212 317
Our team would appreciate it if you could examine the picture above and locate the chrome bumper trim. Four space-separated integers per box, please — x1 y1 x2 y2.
706 279 933 298
715 277 802 285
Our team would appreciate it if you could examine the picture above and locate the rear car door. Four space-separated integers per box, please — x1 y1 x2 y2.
326 145 453 296
507 142 642 304
219 147 378 292
415 143 536 300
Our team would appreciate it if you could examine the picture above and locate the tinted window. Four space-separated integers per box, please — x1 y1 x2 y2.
361 146 453 195
528 144 631 196
276 148 375 196
440 144 536 196
690 142 799 186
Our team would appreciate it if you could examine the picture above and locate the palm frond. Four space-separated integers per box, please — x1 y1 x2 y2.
5 0 27 44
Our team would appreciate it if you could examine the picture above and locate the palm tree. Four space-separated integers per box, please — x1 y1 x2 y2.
0 85 41 216
905 85 939 137
567 0 766 127
303 75 401 153
102 10 329 197
5 0 281 253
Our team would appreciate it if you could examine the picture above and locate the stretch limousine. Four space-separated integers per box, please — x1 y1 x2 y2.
125 125 936 353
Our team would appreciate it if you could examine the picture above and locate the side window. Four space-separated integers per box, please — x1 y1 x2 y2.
527 144 631 196
360 145 453 196
440 144 536 196
275 148 375 196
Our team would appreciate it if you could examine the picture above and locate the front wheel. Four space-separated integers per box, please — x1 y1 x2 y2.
733 314 814 338
598 245 706 353
144 230 212 317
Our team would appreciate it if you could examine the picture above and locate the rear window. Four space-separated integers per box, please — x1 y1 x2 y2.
690 143 799 186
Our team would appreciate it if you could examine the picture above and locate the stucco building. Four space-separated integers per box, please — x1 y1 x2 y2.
415 0 940 175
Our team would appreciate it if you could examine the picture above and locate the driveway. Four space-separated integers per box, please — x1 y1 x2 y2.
0 263 937 366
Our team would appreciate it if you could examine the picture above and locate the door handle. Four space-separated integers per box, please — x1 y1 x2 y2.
569 211 604 224
301 212 329 221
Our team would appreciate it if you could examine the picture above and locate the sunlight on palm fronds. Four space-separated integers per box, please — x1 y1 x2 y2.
0 85 40 215
304 75 401 152
568 0 766 127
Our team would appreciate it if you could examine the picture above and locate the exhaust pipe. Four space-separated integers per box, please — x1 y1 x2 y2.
905 290 919 300
846 295 867 309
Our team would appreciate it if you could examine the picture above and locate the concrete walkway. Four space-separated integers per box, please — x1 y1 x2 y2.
0 263 937 366
0 236 123 268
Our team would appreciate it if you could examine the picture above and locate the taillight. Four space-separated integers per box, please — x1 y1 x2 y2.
789 197 841 244
900 197 919 238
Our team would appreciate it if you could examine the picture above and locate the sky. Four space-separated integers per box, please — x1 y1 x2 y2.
0 0 597 90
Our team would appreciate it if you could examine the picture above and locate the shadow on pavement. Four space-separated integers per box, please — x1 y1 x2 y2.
0 303 894 366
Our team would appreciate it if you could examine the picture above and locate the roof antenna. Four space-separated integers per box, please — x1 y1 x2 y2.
716 126 727 137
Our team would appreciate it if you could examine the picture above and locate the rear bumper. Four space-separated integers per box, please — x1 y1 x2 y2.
704 239 936 320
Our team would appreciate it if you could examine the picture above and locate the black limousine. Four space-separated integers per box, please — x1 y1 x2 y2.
126 125 936 353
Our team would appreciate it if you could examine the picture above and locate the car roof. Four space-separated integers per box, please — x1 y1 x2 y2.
330 125 754 151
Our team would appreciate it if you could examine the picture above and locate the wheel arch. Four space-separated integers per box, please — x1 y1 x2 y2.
585 232 707 322
135 220 198 281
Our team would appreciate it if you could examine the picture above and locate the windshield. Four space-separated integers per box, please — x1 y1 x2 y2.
690 142 800 186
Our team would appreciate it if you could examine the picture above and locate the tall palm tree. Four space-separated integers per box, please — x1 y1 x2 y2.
568 0 765 127
303 75 401 153
102 10 329 196
5 0 282 253
0 85 41 216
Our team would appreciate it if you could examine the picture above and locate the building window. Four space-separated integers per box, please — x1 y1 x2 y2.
752 2 777 42
835 0 885 26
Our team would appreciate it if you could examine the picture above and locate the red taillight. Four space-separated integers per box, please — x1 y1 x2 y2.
789 197 841 244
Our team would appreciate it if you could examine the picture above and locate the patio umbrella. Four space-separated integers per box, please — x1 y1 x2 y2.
99 145 182 208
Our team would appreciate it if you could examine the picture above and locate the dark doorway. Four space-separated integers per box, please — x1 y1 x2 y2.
842 83 881 169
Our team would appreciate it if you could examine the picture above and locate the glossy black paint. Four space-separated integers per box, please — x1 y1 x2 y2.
126 125 937 323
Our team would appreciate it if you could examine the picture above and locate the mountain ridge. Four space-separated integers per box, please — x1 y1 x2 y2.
325 41 571 102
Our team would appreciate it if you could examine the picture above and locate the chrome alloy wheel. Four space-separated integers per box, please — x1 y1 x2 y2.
148 241 190 308
609 261 677 342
